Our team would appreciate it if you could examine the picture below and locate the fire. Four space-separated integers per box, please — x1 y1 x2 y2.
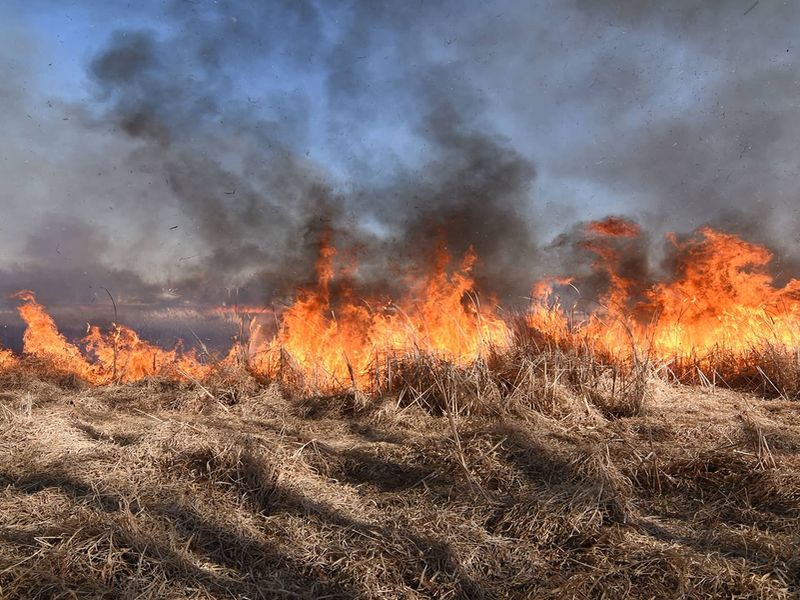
3 223 800 388
83 324 211 383
528 223 800 363
252 236 509 389
407 244 509 357
259 233 375 386
11 290 209 384
0 347 15 369
586 216 641 238
645 228 800 356
13 290 96 380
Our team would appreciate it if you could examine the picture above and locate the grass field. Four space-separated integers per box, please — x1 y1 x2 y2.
0 361 798 599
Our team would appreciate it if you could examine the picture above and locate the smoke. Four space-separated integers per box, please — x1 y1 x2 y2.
74 1 542 307
83 21 342 304
1 0 800 336
557 0 800 262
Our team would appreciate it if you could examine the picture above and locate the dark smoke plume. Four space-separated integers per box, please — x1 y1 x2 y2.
80 1 542 309
2 0 800 344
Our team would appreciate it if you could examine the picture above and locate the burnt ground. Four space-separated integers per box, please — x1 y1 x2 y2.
0 377 798 599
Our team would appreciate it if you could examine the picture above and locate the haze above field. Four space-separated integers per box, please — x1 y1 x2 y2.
1 0 799 321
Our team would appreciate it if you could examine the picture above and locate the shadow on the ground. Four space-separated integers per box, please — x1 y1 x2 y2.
3 408 799 599
1 439 488 599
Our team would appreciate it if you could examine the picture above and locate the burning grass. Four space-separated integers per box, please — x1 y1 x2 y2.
4 224 800 401
0 363 799 599
1 222 800 596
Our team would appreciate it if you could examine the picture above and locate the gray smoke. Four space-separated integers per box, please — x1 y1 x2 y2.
1 0 799 340
77 1 542 308
558 0 800 263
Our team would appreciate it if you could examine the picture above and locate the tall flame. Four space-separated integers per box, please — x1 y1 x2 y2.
253 236 509 388
646 228 800 356
528 224 800 362
13 290 95 380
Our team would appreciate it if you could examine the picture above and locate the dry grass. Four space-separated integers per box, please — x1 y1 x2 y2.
668 342 800 401
0 356 799 599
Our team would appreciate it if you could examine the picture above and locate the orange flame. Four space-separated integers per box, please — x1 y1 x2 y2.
529 224 800 362
4 224 800 386
13 290 96 379
11 291 210 383
83 324 211 383
252 236 509 388
0 347 15 369
586 216 641 238
645 228 800 356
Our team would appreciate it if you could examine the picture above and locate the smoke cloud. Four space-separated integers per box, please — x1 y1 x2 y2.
1 0 799 342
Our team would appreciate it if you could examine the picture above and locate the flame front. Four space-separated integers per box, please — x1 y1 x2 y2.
13 290 96 380
252 237 509 388
4 224 800 387
646 228 800 356
528 223 800 364
11 291 209 384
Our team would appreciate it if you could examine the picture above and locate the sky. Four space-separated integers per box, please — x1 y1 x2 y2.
1 0 799 320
